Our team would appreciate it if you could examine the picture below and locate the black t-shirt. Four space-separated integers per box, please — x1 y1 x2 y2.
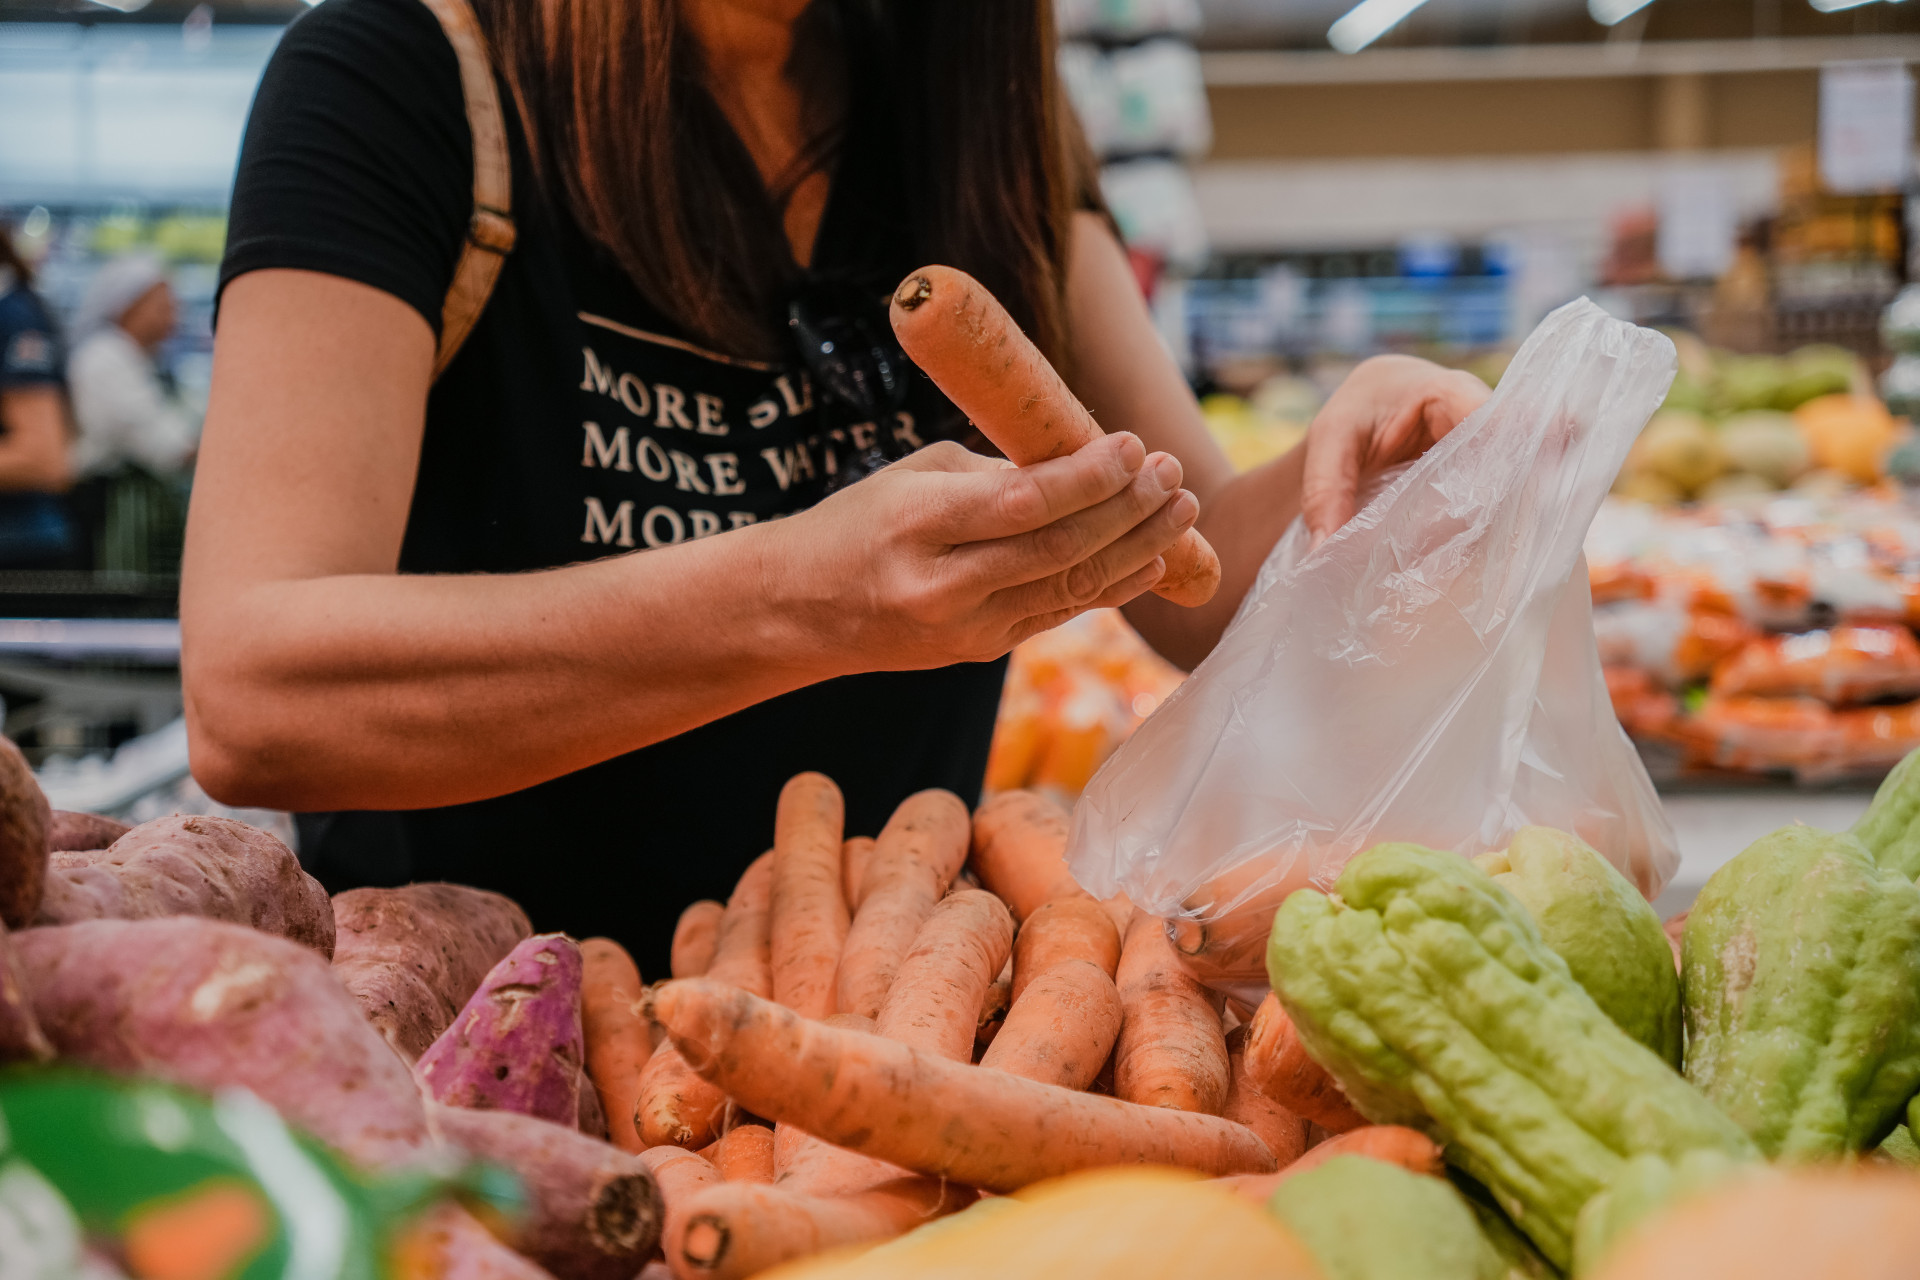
219 0 1005 975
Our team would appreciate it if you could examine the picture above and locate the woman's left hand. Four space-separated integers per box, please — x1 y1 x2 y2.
1300 354 1491 546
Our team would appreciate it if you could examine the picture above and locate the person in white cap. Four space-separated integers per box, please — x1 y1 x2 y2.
66 252 197 481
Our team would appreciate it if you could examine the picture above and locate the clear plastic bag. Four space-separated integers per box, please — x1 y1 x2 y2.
1068 298 1682 1003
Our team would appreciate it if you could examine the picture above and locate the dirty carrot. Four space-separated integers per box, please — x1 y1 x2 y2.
1113 913 1230 1115
1242 991 1367 1133
709 1124 776 1184
1011 895 1122 1002
841 837 877 914
1222 1051 1308 1167
669 1177 974 1280
1215 1126 1444 1204
639 1143 722 1271
769 773 848 1019
978 957 1122 1091
706 852 775 998
874 889 1015 1063
580 937 652 1153
654 979 1275 1192
889 264 1220 608
671 901 725 979
967 790 1083 922
836 790 972 1019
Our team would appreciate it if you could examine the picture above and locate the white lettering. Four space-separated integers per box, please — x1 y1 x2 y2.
759 443 817 492
668 449 711 494
694 393 729 437
688 509 722 539
849 422 877 450
581 497 635 547
654 384 692 431
580 346 615 396
616 372 652 418
891 412 925 450
581 422 632 471
747 399 780 429
773 374 813 416
641 505 685 548
635 436 672 482
705 453 746 496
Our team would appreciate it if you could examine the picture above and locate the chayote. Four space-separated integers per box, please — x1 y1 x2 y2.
1850 746 1920 879
1266 1154 1506 1280
1879 1123 1920 1170
1473 827 1681 1066
1683 824 1920 1159
1570 1149 1750 1274
1267 843 1755 1271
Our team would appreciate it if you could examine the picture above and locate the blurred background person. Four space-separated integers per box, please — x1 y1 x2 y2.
0 225 75 570
65 251 197 577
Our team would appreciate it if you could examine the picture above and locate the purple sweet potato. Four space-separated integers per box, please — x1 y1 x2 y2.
400 1204 559 1280
0 919 49 1063
32 815 335 958
0 736 48 929
416 933 586 1127
17 917 430 1168
46 810 130 852
331 884 533 1061
428 1102 662 1280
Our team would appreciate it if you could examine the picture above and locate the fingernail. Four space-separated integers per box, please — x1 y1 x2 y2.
1112 433 1145 469
1152 455 1181 490
1170 491 1199 524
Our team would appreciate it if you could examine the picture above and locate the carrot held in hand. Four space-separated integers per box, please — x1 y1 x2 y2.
769 773 848 1019
653 978 1276 1191
1242 991 1367 1133
672 902 725 979
978 957 1122 1091
836 790 971 1019
580 937 653 1153
1113 913 1230 1115
874 888 1015 1063
889 264 1220 608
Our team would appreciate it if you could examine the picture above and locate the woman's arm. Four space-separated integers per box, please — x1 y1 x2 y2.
183 269 1195 812
0 387 72 492
1063 213 1488 669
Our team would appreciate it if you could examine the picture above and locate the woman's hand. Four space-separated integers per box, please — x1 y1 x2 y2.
772 432 1197 672
1300 354 1491 546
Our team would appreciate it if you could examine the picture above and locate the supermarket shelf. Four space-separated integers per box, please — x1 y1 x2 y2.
1202 35 1920 87
0 618 180 664
1653 790 1872 916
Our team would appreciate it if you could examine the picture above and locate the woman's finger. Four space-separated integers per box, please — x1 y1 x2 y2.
1300 418 1365 550
989 486 1196 621
1000 556 1168 650
920 434 1147 543
959 451 1183 588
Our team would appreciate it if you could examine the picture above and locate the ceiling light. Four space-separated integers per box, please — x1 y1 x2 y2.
1589 0 1657 23
88 0 153 11
1809 0 1882 9
1327 0 1433 53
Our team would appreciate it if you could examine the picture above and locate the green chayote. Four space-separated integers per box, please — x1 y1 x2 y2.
1266 1154 1506 1280
1851 746 1920 879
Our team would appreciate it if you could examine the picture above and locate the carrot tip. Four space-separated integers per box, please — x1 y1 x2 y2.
893 274 934 311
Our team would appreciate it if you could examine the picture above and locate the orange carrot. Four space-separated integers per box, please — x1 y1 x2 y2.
874 888 1015 1063
841 837 877 914
671 901 725 980
769 773 848 1019
1223 1051 1307 1167
637 855 775 1149
579 937 652 1153
968 790 1082 922
976 955 1013 1052
978 957 1121 1090
1113 912 1230 1115
668 1177 974 1280
836 790 972 1018
639 1144 722 1270
1242 992 1367 1134
1012 895 1121 1002
709 1123 776 1185
654 979 1276 1191
889 265 1220 608
1215 1125 1444 1204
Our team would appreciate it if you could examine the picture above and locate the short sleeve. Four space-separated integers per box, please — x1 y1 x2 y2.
218 0 472 338
0 294 62 391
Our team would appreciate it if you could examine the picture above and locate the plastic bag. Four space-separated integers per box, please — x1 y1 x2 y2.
1068 298 1682 1003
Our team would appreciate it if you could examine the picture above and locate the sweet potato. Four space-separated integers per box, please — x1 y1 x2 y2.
417 933 587 1129
32 815 334 957
17 917 430 1168
46 809 129 853
394 1203 560 1280
0 919 48 1063
331 883 533 1061
0 736 47 928
427 1102 662 1280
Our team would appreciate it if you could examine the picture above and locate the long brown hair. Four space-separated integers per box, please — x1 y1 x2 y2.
0 226 33 290
472 0 1099 364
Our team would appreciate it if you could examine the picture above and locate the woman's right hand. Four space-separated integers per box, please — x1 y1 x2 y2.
770 432 1197 673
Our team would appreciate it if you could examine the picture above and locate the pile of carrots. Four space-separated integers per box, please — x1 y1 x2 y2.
579 772 1440 1279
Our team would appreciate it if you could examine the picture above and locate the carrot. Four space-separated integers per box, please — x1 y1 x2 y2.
976 955 1013 1055
1113 912 1230 1115
889 265 1221 608
668 1177 974 1280
774 1012 880 1188
1214 1126 1444 1204
580 937 652 1154
637 855 775 1149
968 791 1082 922
654 979 1276 1191
671 901 725 980
978 957 1121 1090
1011 896 1121 1002
841 837 876 914
769 773 848 1020
640 1143 722 1271
873 889 1015 1063
1223 1051 1307 1167
1241 992 1366 1134
709 1123 776 1184
835 791 971 1019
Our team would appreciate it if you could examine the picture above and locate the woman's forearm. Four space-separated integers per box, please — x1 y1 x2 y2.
0 389 72 492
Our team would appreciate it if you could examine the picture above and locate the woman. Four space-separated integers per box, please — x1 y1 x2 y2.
0 227 74 569
185 0 1486 972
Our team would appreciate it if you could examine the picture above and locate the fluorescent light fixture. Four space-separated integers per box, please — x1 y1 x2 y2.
1327 0 1432 53
1809 0 1882 10
1589 0 1657 23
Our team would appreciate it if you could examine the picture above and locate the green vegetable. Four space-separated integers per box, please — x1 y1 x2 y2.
1849 746 1920 879
1682 825 1920 1159
1267 843 1755 1270
1266 1154 1504 1280
1571 1149 1750 1274
1473 828 1680 1066
1877 1124 1920 1170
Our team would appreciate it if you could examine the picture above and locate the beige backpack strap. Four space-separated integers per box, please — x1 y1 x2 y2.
417 0 516 381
